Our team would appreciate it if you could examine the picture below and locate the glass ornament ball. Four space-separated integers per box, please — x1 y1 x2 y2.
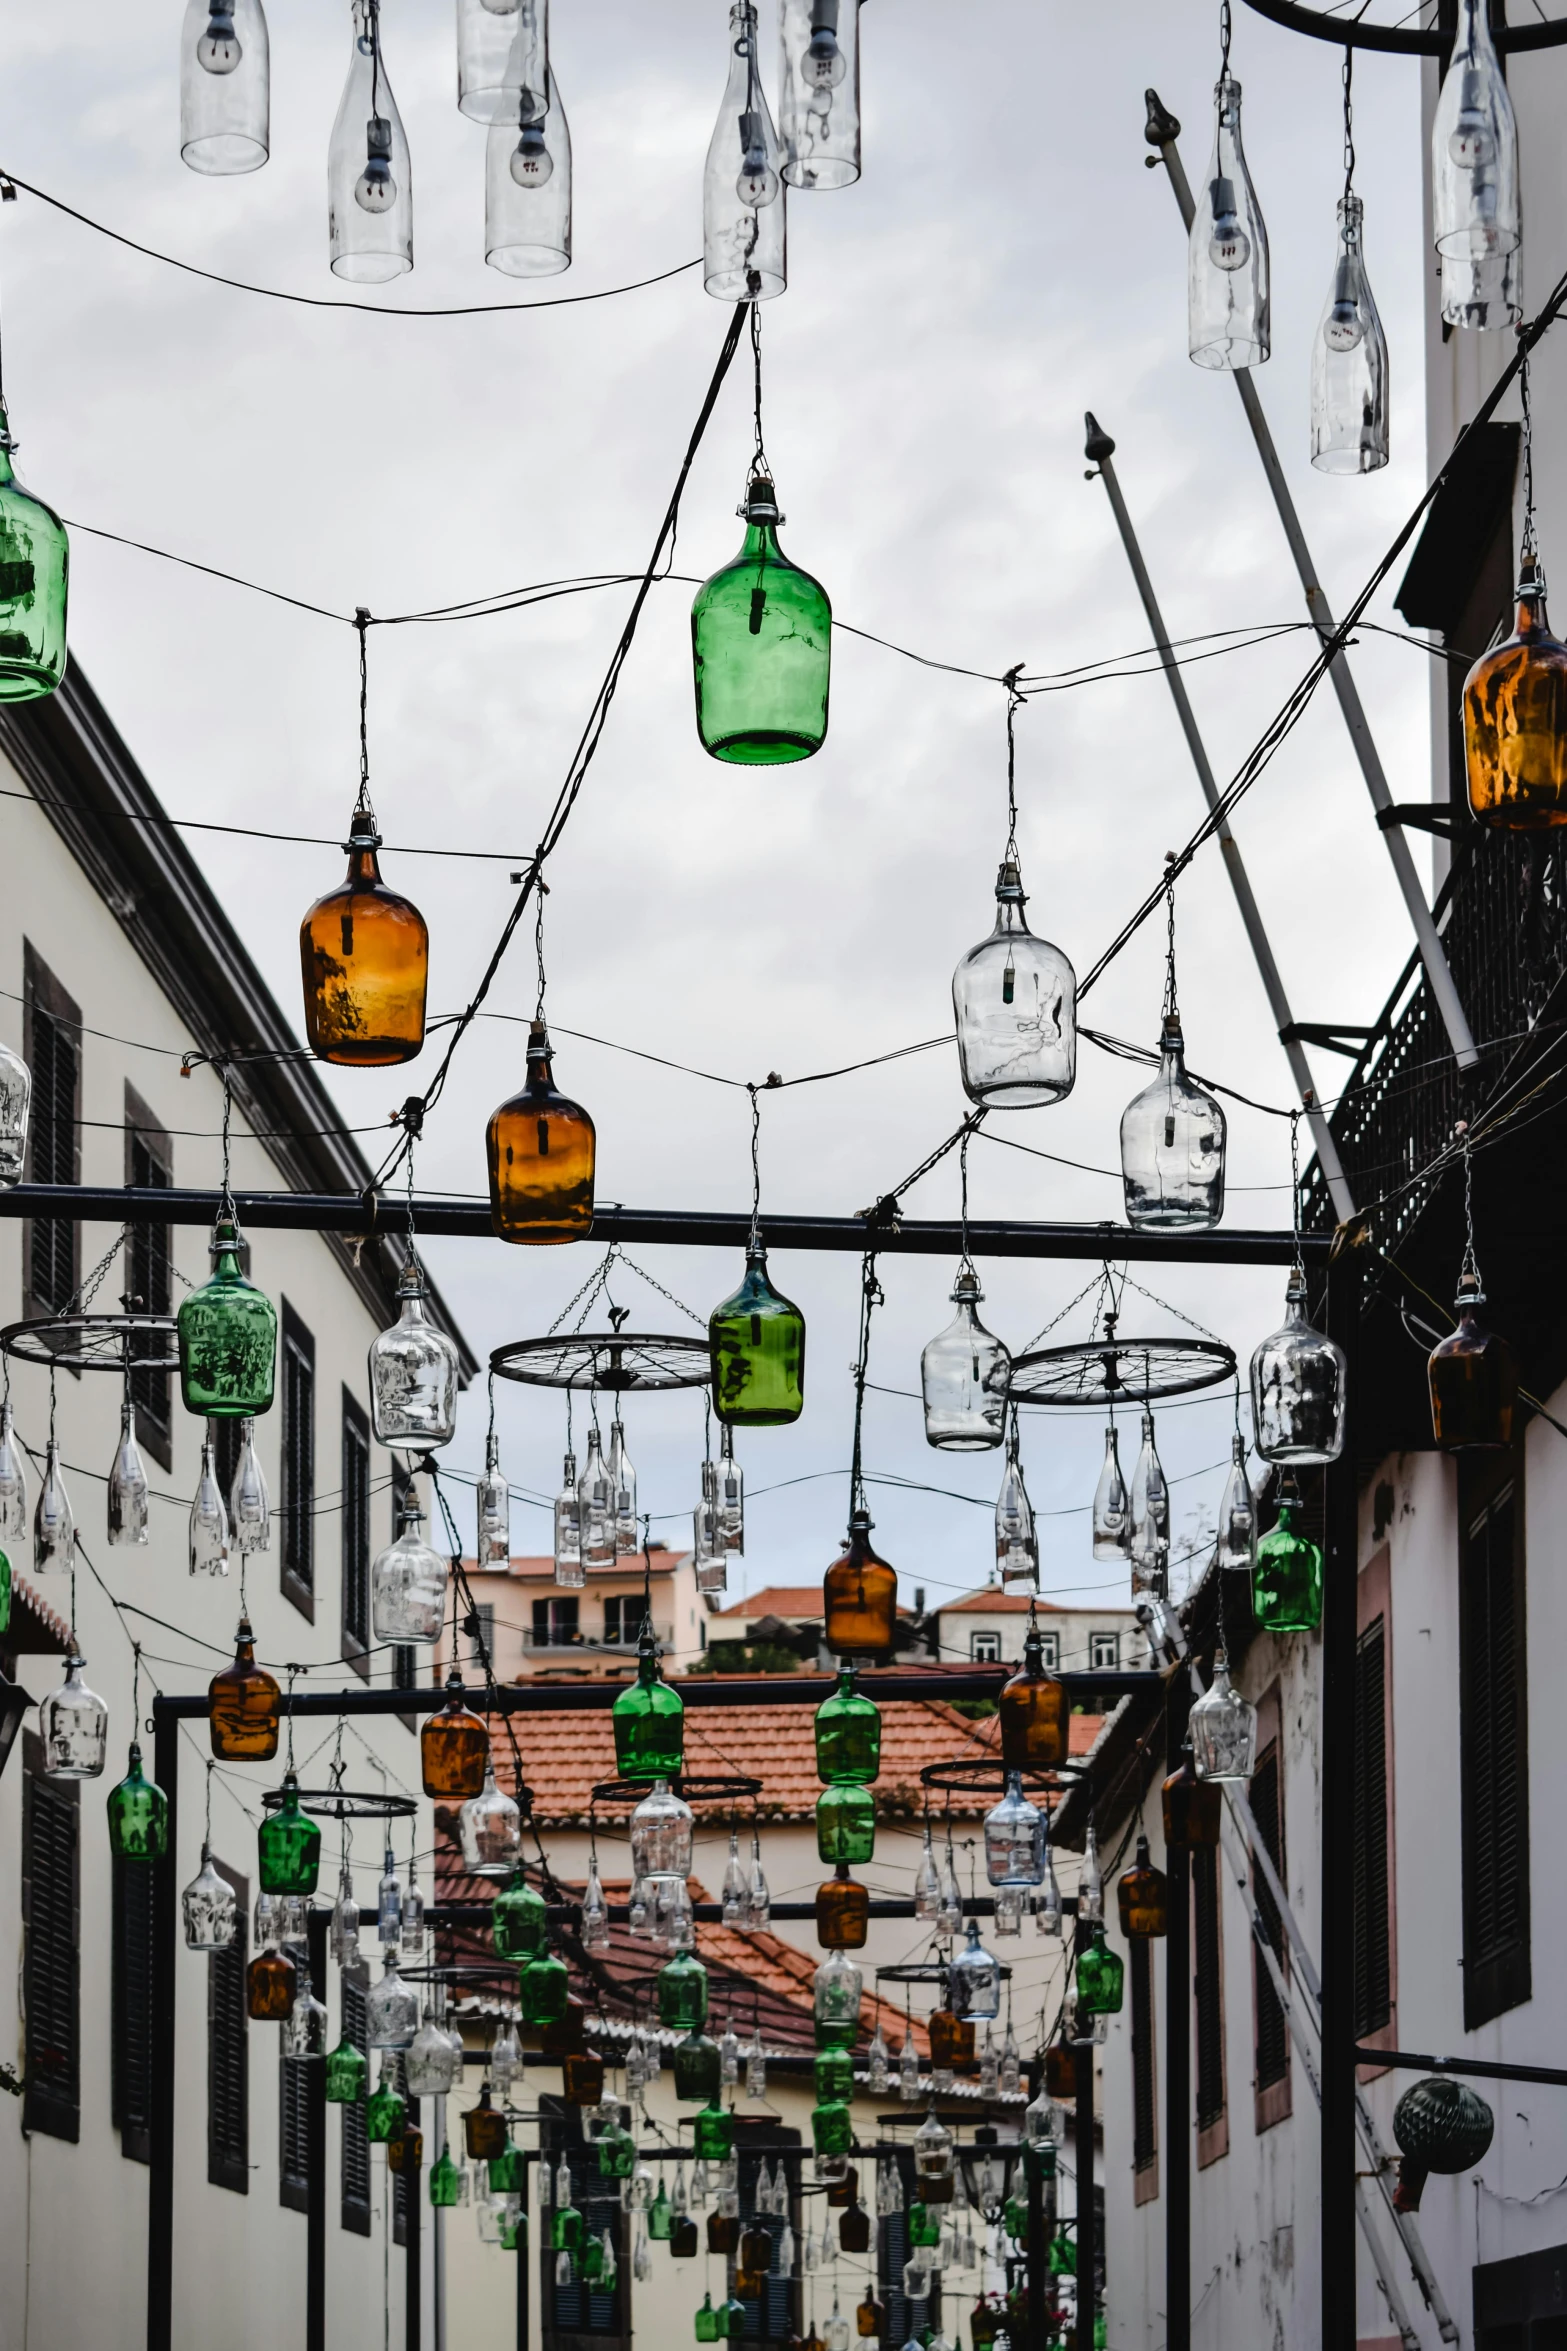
709 1245 806 1426
0 410 69 702
951 861 1076 1109
486 1022 596 1242
177 1214 277 1417
1250 1268 1347 1464
41 1656 108 1779
691 476 829 763
368 1261 459 1450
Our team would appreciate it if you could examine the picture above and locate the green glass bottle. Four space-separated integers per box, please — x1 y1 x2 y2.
674 2031 722 2102
366 2080 405 2143
1003 2194 1026 2241
489 2143 526 2196
811 2099 853 2157
599 2126 636 2181
612 1629 684 1782
552 2203 583 2254
690 473 831 764
580 2232 605 2284
1093 2310 1108 2351
814 1666 881 1785
107 1742 169 1860
177 1214 278 1418
498 2210 523 2252
658 1949 710 2033
0 409 68 702
1075 1925 1125 2018
429 2147 463 2207
492 1867 548 1960
816 1783 876 1866
648 2181 672 2241
723 2298 746 2340
259 1772 322 1895
1251 1485 1324 1632
907 2203 941 2249
519 1950 569 2027
695 2294 722 2344
693 2100 735 2162
815 2014 856 2053
325 2036 369 2104
1048 2228 1076 2278
814 2047 855 2104
709 1246 806 1426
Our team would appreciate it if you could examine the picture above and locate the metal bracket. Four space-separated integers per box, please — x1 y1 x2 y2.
1376 804 1469 841
1278 1022 1377 1060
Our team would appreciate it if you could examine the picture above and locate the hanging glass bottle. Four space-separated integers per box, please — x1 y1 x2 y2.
0 1396 27 1538
460 1762 522 1877
1311 194 1388 475
983 1771 1044 1887
1189 65 1269 369
371 1488 447 1642
608 1419 638 1555
1162 1741 1221 1849
283 1970 329 2062
491 2018 522 2094
520 1947 570 2027
554 1446 584 1585
248 1936 297 2022
477 1425 510 1568
1190 1650 1257 1781
180 0 270 173
1120 1016 1225 1231
208 1614 281 1760
301 797 427 1060
367 1952 420 2049
1429 1270 1518 1450
1250 1267 1346 1463
703 2 786 301
456 0 537 120
107 1397 150 1548
1441 240 1520 334
486 65 571 278
1216 1430 1258 1571
0 1042 27 1186
421 1669 489 1799
229 1418 270 1552
914 1821 942 1920
813 1946 864 2040
1117 1834 1169 1937
574 1429 614 1568
331 1859 360 1967
404 1862 425 1956
949 1920 1002 2019
720 1827 749 1924
1091 1421 1130 1562
1252 1476 1323 1632
921 1266 1010 1450
259 1771 322 1895
178 1213 277 1417
1432 0 1519 271
992 1411 1037 1583
998 1620 1067 1768
329 0 413 283
746 1827 771 1928
952 859 1076 1108
718 1425 744 1554
709 1242 806 1422
1078 1823 1104 1925
1463 557 1567 828
34 1435 75 1572
0 406 68 703
1127 1409 1169 1593
406 2001 461 2096
612 1623 685 1780
815 1665 881 1783
658 1948 710 2034
1075 1925 1125 2018
823 1509 897 1660
697 466 832 767
581 1851 609 1951
486 1022 596 1241
40 1653 107 1778
190 1436 231 1576
377 1845 402 1946
108 1742 170 1859
694 1455 727 1592
778 0 860 189
184 1845 239 1949
817 1782 875 1866
368 1261 458 1448
630 1778 695 1885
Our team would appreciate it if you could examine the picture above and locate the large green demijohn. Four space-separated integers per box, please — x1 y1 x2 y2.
259 1770 322 1895
0 406 67 702
178 1213 278 1417
1251 1480 1324 1634
612 1622 685 1781
708 1244 805 1427
107 1742 169 1860
691 472 830 764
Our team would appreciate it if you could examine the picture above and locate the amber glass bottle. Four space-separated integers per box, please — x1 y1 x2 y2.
997 1624 1068 1770
209 1616 282 1762
706 2211 740 2256
541 1997 588 2059
929 2010 976 2071
839 2203 872 2254
388 2126 424 2174
1428 1273 1518 1450
826 2164 858 2211
463 2088 508 2161
816 1863 869 1948
1161 1748 1221 1850
247 1943 297 2021
420 1670 490 1798
1464 560 1567 827
486 1021 596 1243
823 1511 897 1660
563 2050 605 2105
300 804 429 1063
1116 1834 1169 1937
1042 2038 1077 2101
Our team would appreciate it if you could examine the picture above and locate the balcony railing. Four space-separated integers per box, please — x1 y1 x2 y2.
521 1623 676 1656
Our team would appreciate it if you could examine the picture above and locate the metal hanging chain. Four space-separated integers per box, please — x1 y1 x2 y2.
486 1366 498 1448
534 877 550 1020
403 1147 423 1278
366 0 384 132
848 1250 883 1518
284 1665 298 1771
1219 0 1233 76
749 300 769 485
1290 1108 1304 1278
1457 1118 1481 1290
1162 859 1179 1026
58 1225 131 1324
1341 46 1356 206
354 608 373 816
131 1639 142 1733
1002 663 1025 862
746 1083 763 1254
204 1757 215 1846
1519 330 1540 572
219 1074 236 1223
959 1126 974 1275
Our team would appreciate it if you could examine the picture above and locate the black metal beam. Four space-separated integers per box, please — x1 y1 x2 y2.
1164 1684 1192 2351
307 1910 328 2351
406 2096 422 2351
0 1181 1323 1265
1352 2046 1567 2091
1320 1259 1362 2350
147 1704 179 2351
1074 2023 1098 2339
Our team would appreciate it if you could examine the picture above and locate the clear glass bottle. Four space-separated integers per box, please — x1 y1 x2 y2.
456 0 541 123
746 1830 771 1929
183 1844 239 1949
1432 0 1519 267
1250 1267 1347 1463
718 1426 744 1554
708 1241 807 1421
229 1418 270 1552
330 1859 360 1968
1035 1831 1063 1936
1440 238 1520 334
554 1447 584 1585
477 1427 510 1567
367 1952 420 2049
377 1844 402 1946
694 1457 727 1593
630 1778 695 1885
1191 1650 1258 1782
0 406 69 703
949 1919 1002 2019
1120 1013 1226 1230
898 2034 921 2102
283 1970 329 2061
405 2002 461 2095
812 1947 863 2036
486 1021 596 1242
371 1489 447 1642
608 1420 638 1555
1077 1823 1104 1926
180 0 270 174
576 1430 616 1566
866 2021 890 2095
0 1398 27 1538
33 1436 75 1573
921 1266 1010 1451
1189 71 1269 369
720 1826 748 1924
952 860 1076 1108
1311 194 1388 475
983 1771 1045 1887
1127 1409 1170 1592
368 1261 459 1450
328 0 413 283
41 1655 108 1778
300 802 428 1063
692 475 829 765
778 0 860 189
460 1763 523 1877
914 1821 942 1920
703 3 786 302
190 1437 231 1576
108 1397 150 1548
1091 1422 1130 1562
0 1042 27 1185
581 1854 610 1951
1463 559 1567 828
1216 1431 1258 1571
994 1417 1037 1584
486 67 571 277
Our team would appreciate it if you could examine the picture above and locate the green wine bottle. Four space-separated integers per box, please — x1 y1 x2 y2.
708 1246 805 1427
177 1214 278 1418
690 473 830 764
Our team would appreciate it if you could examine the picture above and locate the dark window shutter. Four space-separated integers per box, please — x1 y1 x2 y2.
538 2096 643 2349
1250 1747 1289 2092
280 2050 312 2213
22 1738 80 2141
342 1395 372 1656
875 2144 935 2351
1192 1846 1225 2134
207 1861 250 2191
392 2060 411 2248
111 1853 156 2161
341 1979 371 2235
1130 1936 1157 2174
126 1096 173 1457
281 1303 316 1618
1353 1616 1392 2037
24 947 82 1320
1461 1470 1531 2026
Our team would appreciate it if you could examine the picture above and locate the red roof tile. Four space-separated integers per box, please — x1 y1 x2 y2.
710 1587 830 1621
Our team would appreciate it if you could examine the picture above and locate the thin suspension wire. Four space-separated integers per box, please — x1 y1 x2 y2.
1220 0 1233 74
847 1251 883 1519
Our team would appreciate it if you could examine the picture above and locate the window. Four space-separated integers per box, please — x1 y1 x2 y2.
1250 1726 1291 2130
468 1602 495 1670
1129 1935 1158 2204
112 1852 156 2162
208 1860 249 2192
280 1303 316 1621
1354 1585 1394 2044
1192 1844 1227 2166
23 943 81 1322
1038 1630 1060 1670
1460 1455 1530 2028
1089 1631 1120 1670
280 2051 312 2214
124 1085 173 1467
23 1729 79 2141
970 1630 1001 1664
533 1596 579 1648
342 1392 371 1671
603 1595 627 1645
539 2097 629 2350
733 2127 803 2341
878 2143 940 2347
341 1979 371 2235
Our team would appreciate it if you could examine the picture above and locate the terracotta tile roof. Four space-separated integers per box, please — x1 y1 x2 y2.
966 1709 1108 1760
7 1573 72 1654
938 1586 1135 1616
710 1587 830 1621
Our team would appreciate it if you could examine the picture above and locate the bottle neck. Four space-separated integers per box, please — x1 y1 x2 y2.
739 519 780 563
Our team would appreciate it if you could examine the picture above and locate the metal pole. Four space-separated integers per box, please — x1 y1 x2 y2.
517 2152 531 2351
1320 1257 1362 2348
1025 2057 1046 2348
1163 1687 1193 2351
147 1699 179 2351
433 2095 447 2351
1074 2029 1098 2344
307 1910 328 2351
406 2097 423 2351
1143 92 1480 1077
1084 413 1355 1221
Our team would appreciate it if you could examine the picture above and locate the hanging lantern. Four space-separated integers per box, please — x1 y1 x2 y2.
983 1771 1045 1888
997 1622 1068 1768
328 2 413 282
950 1920 1002 2020
371 1490 447 1643
1127 1409 1170 1592
816 1665 881 1784
41 1656 107 1779
1311 195 1388 475
1075 1925 1125 2018
1250 1268 1347 1464
994 1416 1038 1584
1429 1271 1518 1449
260 1773 322 1895
324 2033 368 2103
823 1510 897 1660
107 1399 150 1548
921 1267 1010 1450
368 1261 458 1448
1392 2075 1495 2212
460 1762 522 1878
178 1214 277 1417
1431 0 1519 274
34 1436 76 1573
108 1742 169 1859
778 0 860 188
208 1615 281 1760
1216 1432 1258 1571
1252 1477 1324 1632
247 1938 297 2022
691 473 828 762
554 1447 584 1584
421 1669 490 1799
1189 69 1269 369
1162 1747 1221 1850
1190 1652 1257 1782
608 1420 638 1555
612 1625 686 1781
301 797 427 1060
703 3 786 301
1120 1015 1226 1231
183 1845 239 1949
486 1022 596 1242
228 1418 270 1553
1464 555 1567 826
815 1863 869 1949
190 1436 231 1576
952 860 1076 1109
486 68 571 278
630 1778 695 1885
817 1782 875 1866
0 406 68 703
1116 1835 1169 1937
180 0 269 172
709 1243 806 1423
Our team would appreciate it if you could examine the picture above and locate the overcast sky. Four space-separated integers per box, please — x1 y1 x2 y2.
6 1 1451 1638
